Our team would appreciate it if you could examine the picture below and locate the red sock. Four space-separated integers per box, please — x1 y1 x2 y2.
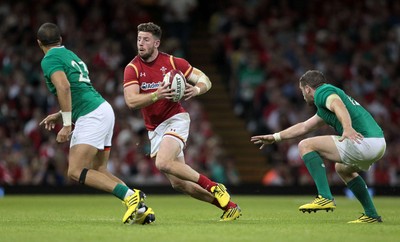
212 199 236 211
197 174 217 192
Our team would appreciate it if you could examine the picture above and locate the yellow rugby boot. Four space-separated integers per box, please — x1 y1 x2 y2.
220 205 242 221
299 195 336 213
122 189 145 224
135 205 155 225
348 214 382 224
210 184 230 208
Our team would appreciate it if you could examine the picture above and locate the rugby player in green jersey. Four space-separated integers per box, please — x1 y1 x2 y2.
37 23 154 225
251 70 386 223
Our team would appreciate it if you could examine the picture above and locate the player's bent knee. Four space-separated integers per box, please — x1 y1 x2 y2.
155 160 173 174
335 163 358 181
298 139 314 156
67 169 77 181
335 163 354 174
67 167 88 184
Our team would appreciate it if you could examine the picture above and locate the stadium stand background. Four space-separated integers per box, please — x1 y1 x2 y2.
0 0 399 195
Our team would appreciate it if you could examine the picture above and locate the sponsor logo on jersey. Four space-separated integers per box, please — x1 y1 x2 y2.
141 82 162 90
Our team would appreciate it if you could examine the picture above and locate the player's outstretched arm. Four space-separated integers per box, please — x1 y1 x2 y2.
251 114 325 149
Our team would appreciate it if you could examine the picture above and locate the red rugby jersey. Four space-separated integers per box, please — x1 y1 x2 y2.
123 52 193 131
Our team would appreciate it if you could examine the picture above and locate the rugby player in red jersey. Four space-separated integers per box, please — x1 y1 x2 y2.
123 22 241 221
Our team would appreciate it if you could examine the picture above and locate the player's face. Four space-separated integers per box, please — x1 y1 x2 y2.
137 32 160 61
299 83 313 105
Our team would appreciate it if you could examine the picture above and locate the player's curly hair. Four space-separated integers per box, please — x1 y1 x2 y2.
299 70 326 89
137 22 162 39
37 23 61 46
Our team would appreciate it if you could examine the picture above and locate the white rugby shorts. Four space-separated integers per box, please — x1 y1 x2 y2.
70 101 115 150
148 112 190 158
332 136 386 171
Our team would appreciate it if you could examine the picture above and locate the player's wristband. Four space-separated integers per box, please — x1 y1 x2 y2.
273 132 282 142
151 92 158 102
194 86 201 96
61 111 72 126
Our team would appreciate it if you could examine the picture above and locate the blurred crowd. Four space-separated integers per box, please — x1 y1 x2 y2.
1 0 400 188
208 0 400 186
0 0 239 187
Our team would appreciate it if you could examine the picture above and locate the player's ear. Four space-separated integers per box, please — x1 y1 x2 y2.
37 39 43 48
307 85 315 94
154 39 160 48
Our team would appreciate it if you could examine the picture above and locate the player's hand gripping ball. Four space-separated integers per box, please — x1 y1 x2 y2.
163 69 186 102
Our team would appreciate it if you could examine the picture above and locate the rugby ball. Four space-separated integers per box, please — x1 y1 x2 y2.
163 69 186 102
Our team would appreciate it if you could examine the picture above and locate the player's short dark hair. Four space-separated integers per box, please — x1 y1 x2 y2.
37 23 61 46
137 22 162 39
299 70 327 89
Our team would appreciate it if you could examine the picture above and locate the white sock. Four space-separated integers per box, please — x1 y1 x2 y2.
137 207 146 215
124 189 134 199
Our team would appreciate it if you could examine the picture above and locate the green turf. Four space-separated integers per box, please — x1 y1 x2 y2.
0 195 399 242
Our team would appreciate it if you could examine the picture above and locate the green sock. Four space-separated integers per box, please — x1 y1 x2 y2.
303 151 333 200
112 183 129 200
347 176 378 218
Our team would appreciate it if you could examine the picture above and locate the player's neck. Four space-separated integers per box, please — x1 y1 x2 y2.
43 44 62 54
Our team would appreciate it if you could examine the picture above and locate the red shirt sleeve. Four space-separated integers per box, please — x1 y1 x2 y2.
173 57 193 79
123 63 139 88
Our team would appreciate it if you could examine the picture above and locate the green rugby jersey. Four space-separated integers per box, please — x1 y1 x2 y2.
314 84 383 138
41 46 105 121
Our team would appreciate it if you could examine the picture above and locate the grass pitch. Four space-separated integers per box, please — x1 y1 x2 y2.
0 195 399 242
